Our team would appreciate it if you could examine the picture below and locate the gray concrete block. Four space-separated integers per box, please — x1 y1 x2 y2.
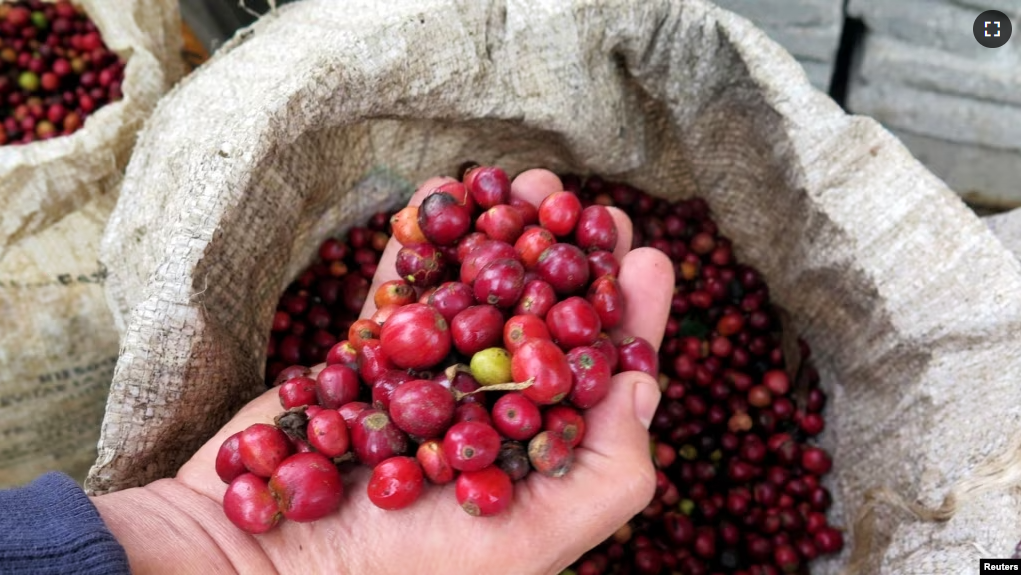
951 0 1021 15
984 209 1021 258
847 0 1021 58
712 0 843 27
800 59 834 91
890 128 1021 208
847 81 1021 152
846 0 1021 208
756 21 843 62
856 35 1021 107
710 0 841 90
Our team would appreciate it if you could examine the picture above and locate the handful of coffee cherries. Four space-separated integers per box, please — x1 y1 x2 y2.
214 166 655 533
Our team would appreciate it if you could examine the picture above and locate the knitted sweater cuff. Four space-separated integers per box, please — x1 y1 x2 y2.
0 472 130 575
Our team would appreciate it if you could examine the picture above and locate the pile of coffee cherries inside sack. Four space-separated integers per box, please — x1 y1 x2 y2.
0 1 124 146
233 165 843 575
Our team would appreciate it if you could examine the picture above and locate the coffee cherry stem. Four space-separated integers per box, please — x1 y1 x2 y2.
449 375 536 401
331 451 357 465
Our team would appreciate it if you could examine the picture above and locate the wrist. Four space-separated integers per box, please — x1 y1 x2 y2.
92 479 274 574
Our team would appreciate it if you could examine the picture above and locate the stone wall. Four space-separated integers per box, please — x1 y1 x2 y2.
844 0 1021 208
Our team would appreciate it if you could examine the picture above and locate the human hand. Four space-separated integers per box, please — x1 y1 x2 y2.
94 169 674 575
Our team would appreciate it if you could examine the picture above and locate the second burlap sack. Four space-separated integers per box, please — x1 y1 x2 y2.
86 0 1021 572
0 0 183 487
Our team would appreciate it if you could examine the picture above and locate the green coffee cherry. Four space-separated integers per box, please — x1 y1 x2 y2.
470 347 512 386
18 71 39 92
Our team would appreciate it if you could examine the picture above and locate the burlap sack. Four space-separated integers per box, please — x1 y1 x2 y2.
0 0 183 487
87 0 1021 572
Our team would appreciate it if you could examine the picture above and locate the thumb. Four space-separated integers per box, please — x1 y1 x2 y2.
517 370 662 571
574 370 662 516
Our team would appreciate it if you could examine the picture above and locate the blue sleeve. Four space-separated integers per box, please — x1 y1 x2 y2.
0 472 130 574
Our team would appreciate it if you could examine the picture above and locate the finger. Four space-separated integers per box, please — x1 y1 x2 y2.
360 177 456 319
612 247 674 350
513 370 661 570
512 171 633 263
411 176 458 205
607 206 633 263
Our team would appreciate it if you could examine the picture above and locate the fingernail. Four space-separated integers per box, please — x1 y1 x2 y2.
633 376 661 430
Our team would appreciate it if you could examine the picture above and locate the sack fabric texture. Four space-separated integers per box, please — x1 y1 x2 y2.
0 0 183 487
85 1 1021 573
